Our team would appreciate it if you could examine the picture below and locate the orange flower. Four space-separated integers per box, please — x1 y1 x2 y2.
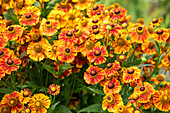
87 4 106 17
89 28 103 41
104 78 122 94
48 84 60 95
153 90 170 112
74 27 90 44
123 66 141 83
87 42 108 65
54 2 72 12
20 89 32 104
134 82 155 103
129 25 150 43
16 30 31 45
28 93 51 113
27 42 46 61
142 41 156 55
152 28 169 43
0 48 11 59
0 68 5 80
21 106 36 113
72 0 94 10
40 18 59 36
0 54 21 74
45 40 59 61
104 60 121 76
19 12 39 26
13 0 36 15
84 65 105 85
102 93 123 112
0 91 24 113
0 36 7 49
67 9 81 27
59 30 78 44
110 7 127 21
79 40 94 57
100 23 121 37
149 18 162 28
19 6 40 26
48 9 69 28
114 102 134 113
111 36 132 54
3 25 23 41
161 53 170 71
57 43 77 63
152 74 167 85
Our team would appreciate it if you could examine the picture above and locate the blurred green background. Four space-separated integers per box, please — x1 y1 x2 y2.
96 0 170 28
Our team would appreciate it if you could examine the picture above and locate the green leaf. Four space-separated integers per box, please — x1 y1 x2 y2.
139 64 153 68
79 104 106 113
16 84 28 89
19 51 27 59
61 64 73 70
47 101 60 113
87 87 105 95
3 9 19 24
128 54 153 66
53 105 72 113
42 63 57 75
39 88 48 92
155 41 160 55
0 88 15 94
34 1 40 8
64 81 71 105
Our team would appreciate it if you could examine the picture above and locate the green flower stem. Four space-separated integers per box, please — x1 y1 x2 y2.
45 71 49 87
126 28 134 49
52 95 56 104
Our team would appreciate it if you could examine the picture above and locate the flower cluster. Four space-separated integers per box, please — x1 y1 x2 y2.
0 0 169 113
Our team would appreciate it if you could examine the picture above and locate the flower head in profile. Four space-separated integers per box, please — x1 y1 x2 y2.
3 25 23 41
152 28 169 43
87 42 108 65
149 18 162 28
28 93 51 113
142 41 156 55
84 65 105 85
48 84 60 95
72 0 94 10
